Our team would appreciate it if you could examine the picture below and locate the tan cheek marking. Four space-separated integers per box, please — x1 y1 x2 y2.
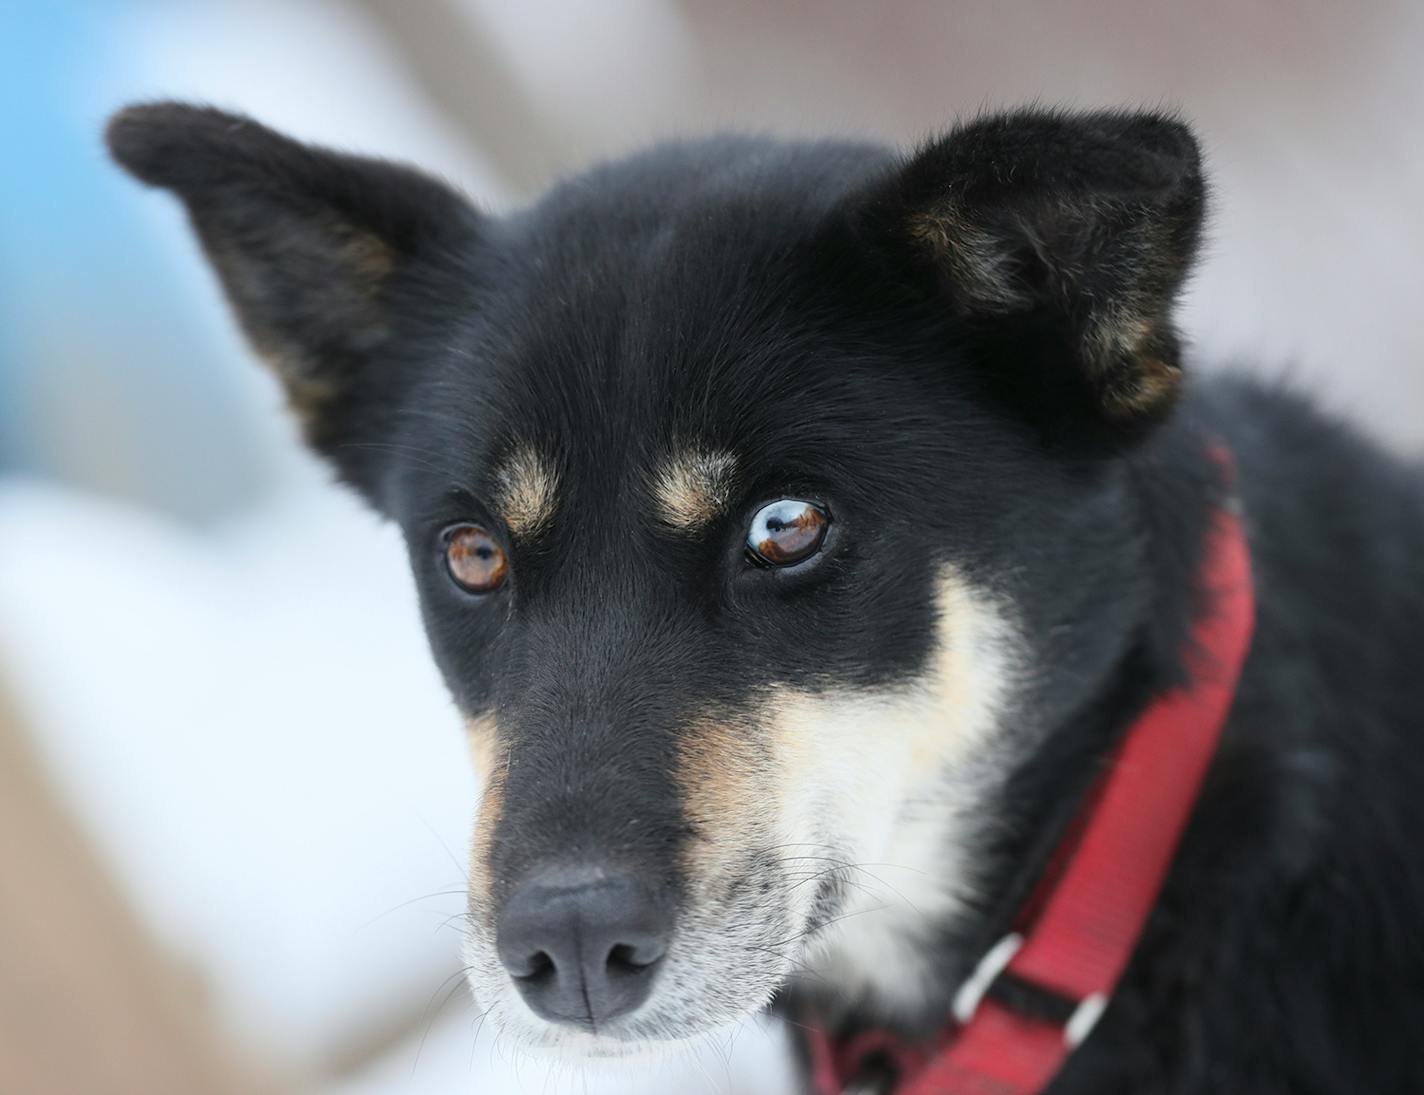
913 566 1016 763
762 565 1017 884
465 715 506 912
652 451 737 532
494 446 559 537
748 568 1017 1005
774 566 1011 774
465 714 498 782
673 569 1014 890
676 717 774 885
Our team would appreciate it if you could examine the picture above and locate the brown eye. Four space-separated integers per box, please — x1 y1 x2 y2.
445 525 508 593
746 499 830 567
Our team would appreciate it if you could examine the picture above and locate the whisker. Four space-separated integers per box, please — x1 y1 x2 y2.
773 902 890 949
357 887 469 930
412 964 476 1075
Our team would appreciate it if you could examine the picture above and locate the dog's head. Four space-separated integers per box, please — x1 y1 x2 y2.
108 104 1204 1055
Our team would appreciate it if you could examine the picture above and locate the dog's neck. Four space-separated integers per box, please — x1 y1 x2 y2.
784 649 1156 1041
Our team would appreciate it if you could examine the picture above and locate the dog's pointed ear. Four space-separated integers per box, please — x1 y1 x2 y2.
860 108 1205 443
106 102 481 495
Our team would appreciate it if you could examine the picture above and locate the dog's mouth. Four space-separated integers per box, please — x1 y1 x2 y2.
461 935 798 1058
458 852 840 1056
460 830 963 1060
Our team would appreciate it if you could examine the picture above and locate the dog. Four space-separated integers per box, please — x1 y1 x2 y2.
107 102 1424 1093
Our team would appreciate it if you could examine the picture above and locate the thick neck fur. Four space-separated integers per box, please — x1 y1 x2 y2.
783 378 1424 1093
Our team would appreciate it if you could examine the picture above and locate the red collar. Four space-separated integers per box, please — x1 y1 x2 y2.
803 477 1255 1095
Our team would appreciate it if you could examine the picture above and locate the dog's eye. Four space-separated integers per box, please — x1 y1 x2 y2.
445 525 508 593
746 499 830 567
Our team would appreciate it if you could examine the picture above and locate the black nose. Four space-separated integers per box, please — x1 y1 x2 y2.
495 866 671 1028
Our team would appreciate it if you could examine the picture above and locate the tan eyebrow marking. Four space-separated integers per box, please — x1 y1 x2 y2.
651 450 738 532
493 445 559 537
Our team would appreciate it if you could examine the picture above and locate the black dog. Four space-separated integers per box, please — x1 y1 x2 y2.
107 102 1424 1093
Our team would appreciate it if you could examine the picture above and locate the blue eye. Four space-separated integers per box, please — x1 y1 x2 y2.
746 499 830 566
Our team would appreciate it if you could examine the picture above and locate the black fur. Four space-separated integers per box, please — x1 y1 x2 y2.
108 102 1424 1091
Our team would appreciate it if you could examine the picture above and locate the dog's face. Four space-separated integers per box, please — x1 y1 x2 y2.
109 105 1203 1055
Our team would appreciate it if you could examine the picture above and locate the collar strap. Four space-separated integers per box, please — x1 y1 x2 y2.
807 466 1255 1095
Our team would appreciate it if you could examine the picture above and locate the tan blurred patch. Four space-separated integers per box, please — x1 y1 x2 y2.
494 446 559 537
0 676 294 1095
651 450 737 531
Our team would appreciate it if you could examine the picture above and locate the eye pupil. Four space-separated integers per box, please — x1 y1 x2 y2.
746 499 830 567
445 525 509 593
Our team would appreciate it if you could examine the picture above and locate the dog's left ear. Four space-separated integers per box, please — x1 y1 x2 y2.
106 102 482 498
859 108 1205 442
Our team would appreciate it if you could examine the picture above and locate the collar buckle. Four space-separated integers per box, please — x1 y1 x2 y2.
1063 991 1108 1048
952 932 1109 1050
950 932 1024 1026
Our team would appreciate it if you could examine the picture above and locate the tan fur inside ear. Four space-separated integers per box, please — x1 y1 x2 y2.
208 216 397 431
254 348 339 430
909 204 1183 421
909 203 1031 313
330 222 396 289
1085 312 1182 419
1102 354 1181 418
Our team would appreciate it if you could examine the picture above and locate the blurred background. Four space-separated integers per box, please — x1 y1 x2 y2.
2 2 1421 1092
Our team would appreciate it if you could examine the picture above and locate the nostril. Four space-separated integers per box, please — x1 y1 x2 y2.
606 940 664 976
510 949 556 984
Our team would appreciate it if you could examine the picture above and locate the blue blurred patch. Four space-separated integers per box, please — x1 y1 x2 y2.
0 0 270 520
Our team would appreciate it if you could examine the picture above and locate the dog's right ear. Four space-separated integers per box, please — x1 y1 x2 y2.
852 107 1205 448
106 102 481 497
